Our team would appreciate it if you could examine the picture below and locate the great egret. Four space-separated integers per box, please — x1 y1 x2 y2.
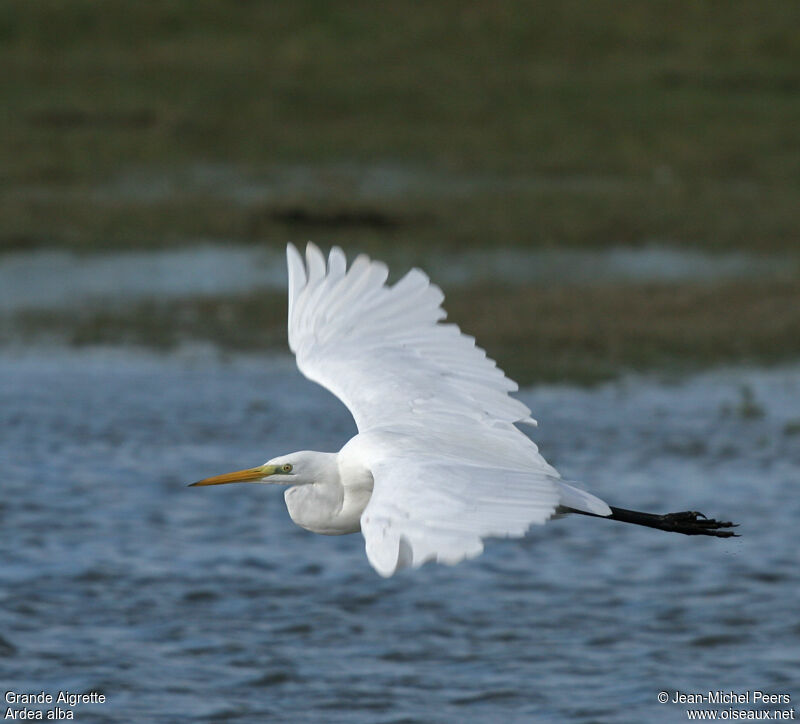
190 243 737 576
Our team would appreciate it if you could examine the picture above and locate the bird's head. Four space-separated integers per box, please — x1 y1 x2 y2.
188 451 327 488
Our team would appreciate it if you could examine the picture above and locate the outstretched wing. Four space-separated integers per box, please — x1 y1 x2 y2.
287 242 536 431
286 242 609 575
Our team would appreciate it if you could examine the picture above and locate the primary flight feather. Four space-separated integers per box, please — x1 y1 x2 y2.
191 243 737 577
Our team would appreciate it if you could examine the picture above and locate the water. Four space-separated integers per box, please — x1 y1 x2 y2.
1 349 798 722
1 245 794 313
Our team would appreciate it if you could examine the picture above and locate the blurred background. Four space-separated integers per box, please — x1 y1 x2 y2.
2 0 799 381
2 3 799 722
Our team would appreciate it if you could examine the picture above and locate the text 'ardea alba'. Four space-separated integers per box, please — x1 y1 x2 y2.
191 243 737 576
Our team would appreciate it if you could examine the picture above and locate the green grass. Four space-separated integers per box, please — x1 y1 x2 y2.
1 1 799 252
448 278 800 383
3 2 800 383
5 179 798 254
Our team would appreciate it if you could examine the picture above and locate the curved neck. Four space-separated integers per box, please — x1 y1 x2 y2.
284 451 372 535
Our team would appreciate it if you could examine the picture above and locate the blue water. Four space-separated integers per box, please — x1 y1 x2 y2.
1 245 794 314
1 350 798 722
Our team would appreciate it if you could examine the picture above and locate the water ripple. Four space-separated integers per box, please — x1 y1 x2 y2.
1 351 797 722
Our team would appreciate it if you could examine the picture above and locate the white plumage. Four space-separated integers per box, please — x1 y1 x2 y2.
192 242 612 576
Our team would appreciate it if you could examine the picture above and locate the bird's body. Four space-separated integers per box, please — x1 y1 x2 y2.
191 243 737 576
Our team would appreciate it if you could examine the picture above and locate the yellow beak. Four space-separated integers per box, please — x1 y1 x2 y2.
189 465 278 487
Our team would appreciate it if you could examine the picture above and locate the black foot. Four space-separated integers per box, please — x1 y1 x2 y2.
657 510 739 537
563 505 740 537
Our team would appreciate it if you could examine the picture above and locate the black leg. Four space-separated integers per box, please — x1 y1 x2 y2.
563 505 739 538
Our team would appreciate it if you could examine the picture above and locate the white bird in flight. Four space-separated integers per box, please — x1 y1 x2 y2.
191 243 737 576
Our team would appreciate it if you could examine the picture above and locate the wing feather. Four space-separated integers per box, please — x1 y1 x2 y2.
285 243 609 575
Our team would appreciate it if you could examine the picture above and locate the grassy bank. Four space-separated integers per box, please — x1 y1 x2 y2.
3 2 799 383
2 1 799 253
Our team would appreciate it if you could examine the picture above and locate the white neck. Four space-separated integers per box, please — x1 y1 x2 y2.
283 450 373 535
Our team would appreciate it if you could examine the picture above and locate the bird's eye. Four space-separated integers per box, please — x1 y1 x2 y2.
282 464 293 473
